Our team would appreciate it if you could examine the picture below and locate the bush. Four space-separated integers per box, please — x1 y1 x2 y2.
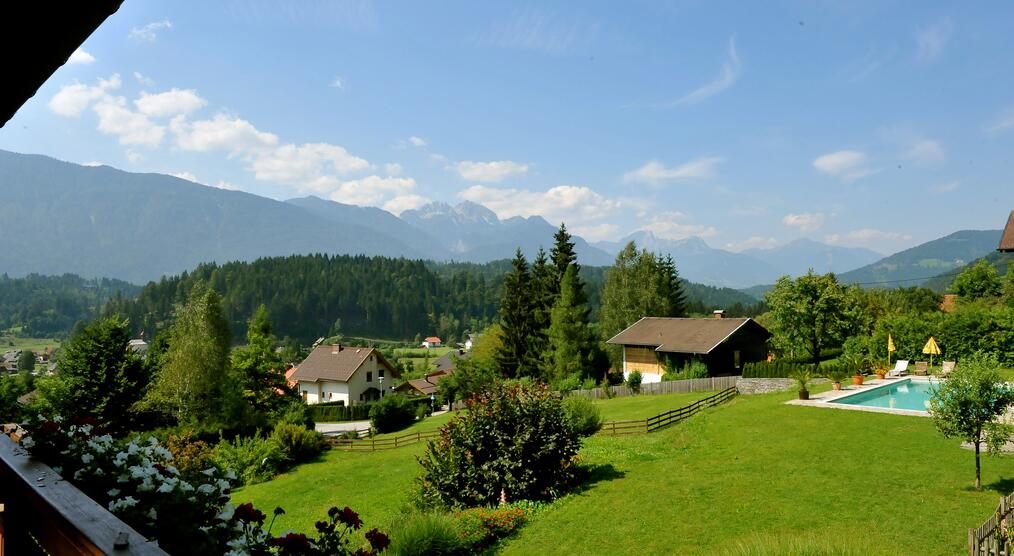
664 359 709 381
626 371 642 393
370 395 417 434
455 505 528 551
273 399 315 429
555 374 581 392
562 395 602 437
415 403 430 421
163 431 215 478
387 512 466 556
310 402 372 423
210 433 286 485
417 381 581 508
581 377 598 390
600 376 616 399
271 422 328 463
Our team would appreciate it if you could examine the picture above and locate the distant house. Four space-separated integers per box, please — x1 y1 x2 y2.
607 316 771 382
432 349 472 373
289 344 400 405
395 369 453 397
1 350 21 373
464 333 478 351
421 336 442 348
128 339 149 358
999 210 1014 252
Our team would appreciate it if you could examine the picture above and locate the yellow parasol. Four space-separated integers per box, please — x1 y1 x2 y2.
922 336 941 367
887 334 896 366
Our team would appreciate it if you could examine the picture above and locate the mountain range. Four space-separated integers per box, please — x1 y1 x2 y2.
0 149 997 290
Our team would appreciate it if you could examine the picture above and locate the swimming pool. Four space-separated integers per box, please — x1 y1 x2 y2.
828 379 939 412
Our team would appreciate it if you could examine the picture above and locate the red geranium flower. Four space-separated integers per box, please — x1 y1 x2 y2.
233 502 266 524
365 528 390 552
272 532 315 555
337 506 363 530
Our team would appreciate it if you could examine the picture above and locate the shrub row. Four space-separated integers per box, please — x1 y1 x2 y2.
309 402 373 422
743 360 846 379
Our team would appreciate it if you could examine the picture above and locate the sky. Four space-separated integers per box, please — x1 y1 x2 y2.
2 0 1013 255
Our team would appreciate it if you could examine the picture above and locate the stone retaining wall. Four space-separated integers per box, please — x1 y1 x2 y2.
736 377 829 394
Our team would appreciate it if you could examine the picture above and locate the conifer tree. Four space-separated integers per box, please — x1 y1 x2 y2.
546 265 599 383
230 304 291 416
551 223 579 285
530 248 555 347
494 250 538 378
658 254 688 317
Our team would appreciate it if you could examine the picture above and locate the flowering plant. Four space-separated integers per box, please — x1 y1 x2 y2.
228 503 389 556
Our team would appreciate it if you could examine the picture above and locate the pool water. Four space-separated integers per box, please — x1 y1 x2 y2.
829 379 938 412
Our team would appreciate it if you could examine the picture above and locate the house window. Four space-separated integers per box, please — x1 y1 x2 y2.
734 350 741 369
367 371 373 382
301 391 307 401
379 369 385 378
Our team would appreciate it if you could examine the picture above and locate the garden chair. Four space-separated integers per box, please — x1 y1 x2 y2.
887 360 909 377
913 361 929 375
940 361 956 377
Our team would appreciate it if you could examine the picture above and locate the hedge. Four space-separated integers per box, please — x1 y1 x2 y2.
309 402 373 422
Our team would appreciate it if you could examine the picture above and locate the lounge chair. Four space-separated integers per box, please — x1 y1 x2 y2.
940 361 956 377
887 360 909 377
913 361 929 376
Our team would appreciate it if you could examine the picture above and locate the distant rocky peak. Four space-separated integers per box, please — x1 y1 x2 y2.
453 200 500 224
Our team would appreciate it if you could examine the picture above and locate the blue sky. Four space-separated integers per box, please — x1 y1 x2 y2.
3 0 1013 254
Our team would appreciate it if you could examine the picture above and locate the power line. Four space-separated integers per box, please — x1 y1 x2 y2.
849 270 964 286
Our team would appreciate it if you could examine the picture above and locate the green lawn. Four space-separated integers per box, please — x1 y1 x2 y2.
591 390 717 421
0 336 60 352
393 346 454 373
237 389 1010 555
371 411 456 439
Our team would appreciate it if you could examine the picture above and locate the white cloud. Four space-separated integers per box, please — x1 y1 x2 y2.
130 19 173 42
68 48 95 65
82 161 104 167
984 107 1014 133
782 212 826 232
126 150 143 163
170 171 198 182
48 74 121 116
902 139 945 164
408 136 427 147
250 143 369 184
134 72 156 88
458 184 621 233
383 194 430 215
454 160 529 182
812 150 874 182
214 181 241 191
171 114 279 153
915 17 953 63
639 211 719 241
825 228 911 247
931 180 960 194
330 77 344 89
623 156 722 185
481 10 600 55
135 89 207 117
326 175 418 207
92 97 165 147
384 163 403 176
671 37 741 106
724 236 779 252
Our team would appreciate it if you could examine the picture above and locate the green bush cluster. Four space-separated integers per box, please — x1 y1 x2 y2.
388 503 547 556
562 395 603 437
663 359 709 381
387 512 465 556
743 361 846 379
870 305 1014 367
270 422 328 463
417 381 581 509
370 394 417 433
309 402 373 423
210 432 287 485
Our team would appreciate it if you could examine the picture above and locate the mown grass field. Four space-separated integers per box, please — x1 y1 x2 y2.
235 388 1011 555
393 346 453 374
0 336 60 352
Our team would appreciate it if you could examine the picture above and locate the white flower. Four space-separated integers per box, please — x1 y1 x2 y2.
108 496 139 512
225 469 237 480
216 503 235 521
74 469 85 480
137 478 154 492
146 508 157 521
52 466 62 475
179 481 194 492
93 468 105 477
81 453 94 464
21 436 35 449
216 479 231 492
147 437 158 446
127 442 139 455
197 484 215 494
202 467 217 476
80 424 93 435
157 482 174 494
108 488 120 497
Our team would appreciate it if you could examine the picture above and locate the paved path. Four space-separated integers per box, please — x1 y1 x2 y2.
316 420 371 436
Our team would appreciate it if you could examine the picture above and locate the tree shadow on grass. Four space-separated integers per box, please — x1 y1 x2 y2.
570 463 625 496
983 476 1014 495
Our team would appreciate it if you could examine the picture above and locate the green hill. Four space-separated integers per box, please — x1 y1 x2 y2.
921 251 1014 292
836 229 1001 287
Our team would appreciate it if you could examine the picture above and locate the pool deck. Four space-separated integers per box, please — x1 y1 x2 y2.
785 377 933 417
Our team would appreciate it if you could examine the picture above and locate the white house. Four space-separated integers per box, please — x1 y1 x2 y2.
420 336 442 348
289 344 399 405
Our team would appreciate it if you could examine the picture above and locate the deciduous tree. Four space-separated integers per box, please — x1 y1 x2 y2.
765 271 865 363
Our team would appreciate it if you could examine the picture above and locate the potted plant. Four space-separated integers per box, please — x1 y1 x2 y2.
841 352 865 385
826 367 849 391
875 366 887 380
789 367 813 400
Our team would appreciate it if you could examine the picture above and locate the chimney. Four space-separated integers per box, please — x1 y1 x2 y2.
713 309 724 319
332 344 342 354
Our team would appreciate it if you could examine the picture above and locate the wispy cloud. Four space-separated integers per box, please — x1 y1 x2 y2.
330 76 344 90
825 228 911 248
623 156 723 185
639 211 718 241
931 180 960 194
408 136 427 147
902 139 945 164
782 212 826 233
812 150 875 182
458 184 621 239
68 48 95 65
724 236 779 252
984 107 1014 133
454 160 529 183
668 37 741 106
129 19 173 42
915 17 953 63
133 72 156 88
481 10 600 55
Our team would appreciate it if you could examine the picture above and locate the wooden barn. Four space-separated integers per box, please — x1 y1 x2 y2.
607 315 771 382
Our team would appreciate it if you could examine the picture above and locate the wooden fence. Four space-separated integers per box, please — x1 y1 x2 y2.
969 492 1014 555
330 430 441 452
564 376 740 399
598 386 738 436
0 427 167 555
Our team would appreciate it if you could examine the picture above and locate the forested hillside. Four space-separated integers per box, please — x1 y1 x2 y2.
102 254 763 344
0 274 139 336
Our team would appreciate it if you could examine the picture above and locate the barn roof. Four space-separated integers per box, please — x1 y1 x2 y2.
606 317 770 355
999 210 1014 252
289 345 398 383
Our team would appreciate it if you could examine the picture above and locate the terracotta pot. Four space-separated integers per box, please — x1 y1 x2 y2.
832 382 842 391
851 375 864 386
875 372 886 380
798 389 810 400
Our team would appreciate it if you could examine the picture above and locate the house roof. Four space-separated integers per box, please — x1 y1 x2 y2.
606 317 770 355
289 345 398 383
999 210 1014 252
395 371 452 396
424 336 442 343
433 349 472 372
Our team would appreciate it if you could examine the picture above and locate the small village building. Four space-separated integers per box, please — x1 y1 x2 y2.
421 336 442 348
999 210 1014 252
128 339 149 358
607 316 771 382
464 333 478 350
432 349 471 373
395 369 452 397
289 344 399 405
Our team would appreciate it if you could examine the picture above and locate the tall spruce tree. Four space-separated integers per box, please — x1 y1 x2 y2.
494 249 539 378
530 248 555 342
551 223 579 285
230 304 291 416
545 265 600 383
658 254 688 317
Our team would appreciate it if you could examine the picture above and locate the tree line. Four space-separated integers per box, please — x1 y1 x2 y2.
0 273 138 337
